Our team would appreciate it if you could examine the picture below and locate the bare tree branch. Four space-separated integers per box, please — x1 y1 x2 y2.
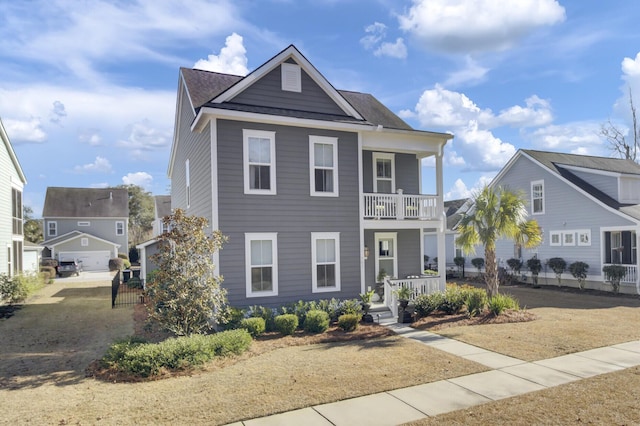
601 87 640 163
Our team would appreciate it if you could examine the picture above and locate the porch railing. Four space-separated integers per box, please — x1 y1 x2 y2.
603 264 638 284
383 275 442 318
363 193 438 220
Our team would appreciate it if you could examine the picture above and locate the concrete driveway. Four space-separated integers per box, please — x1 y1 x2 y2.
0 273 134 389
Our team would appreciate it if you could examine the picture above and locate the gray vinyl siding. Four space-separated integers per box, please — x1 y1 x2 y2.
0 141 23 275
171 86 213 225
567 168 619 200
216 119 360 307
44 218 128 250
231 64 346 116
362 151 420 194
363 229 423 288
54 237 115 253
494 155 637 278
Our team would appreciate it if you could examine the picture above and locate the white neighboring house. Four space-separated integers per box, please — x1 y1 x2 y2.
137 195 171 283
490 149 640 294
0 117 27 277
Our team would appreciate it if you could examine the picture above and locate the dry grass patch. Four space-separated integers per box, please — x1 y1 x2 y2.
407 366 640 425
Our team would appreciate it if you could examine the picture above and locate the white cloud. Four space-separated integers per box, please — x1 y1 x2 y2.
622 52 640 77
116 120 171 159
374 38 408 59
74 156 112 173
360 22 387 50
445 175 493 200
122 172 153 190
49 100 67 124
398 0 565 54
456 121 516 170
79 130 102 146
495 95 553 128
443 56 489 87
413 84 493 128
2 118 47 143
194 33 249 76
526 122 604 153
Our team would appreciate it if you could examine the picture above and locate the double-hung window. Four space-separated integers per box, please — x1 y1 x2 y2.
116 221 125 236
531 180 544 214
373 153 395 193
11 188 22 235
312 232 340 293
48 221 57 237
309 136 338 196
246 233 278 297
244 129 276 195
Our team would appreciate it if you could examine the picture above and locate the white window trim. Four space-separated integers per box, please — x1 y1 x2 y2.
373 152 395 193
578 230 591 246
77 221 90 227
115 221 125 236
48 221 57 237
185 159 191 208
563 232 575 246
81 237 89 247
311 232 341 293
281 63 301 92
531 180 545 215
243 129 277 195
309 136 339 197
245 233 278 298
375 232 398 280
550 231 562 246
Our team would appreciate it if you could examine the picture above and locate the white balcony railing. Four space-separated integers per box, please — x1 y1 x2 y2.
363 193 438 220
603 264 638 284
383 275 442 318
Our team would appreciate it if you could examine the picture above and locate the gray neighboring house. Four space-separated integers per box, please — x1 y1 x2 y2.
42 187 129 271
0 117 27 277
423 198 472 270
136 195 171 281
490 149 640 294
152 195 171 235
166 44 452 307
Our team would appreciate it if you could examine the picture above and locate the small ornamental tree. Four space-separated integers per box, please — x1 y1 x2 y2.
569 261 589 290
146 209 229 336
526 257 542 285
471 258 485 276
603 264 626 294
506 258 523 284
547 257 567 286
453 256 465 277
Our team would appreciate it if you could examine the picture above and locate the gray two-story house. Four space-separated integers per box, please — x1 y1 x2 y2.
167 45 451 307
42 187 129 271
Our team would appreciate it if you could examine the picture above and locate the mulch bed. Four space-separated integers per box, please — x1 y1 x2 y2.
412 309 538 331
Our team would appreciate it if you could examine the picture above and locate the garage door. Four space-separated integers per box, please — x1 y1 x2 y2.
59 251 111 271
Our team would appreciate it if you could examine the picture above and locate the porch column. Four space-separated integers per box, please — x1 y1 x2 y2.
435 150 446 291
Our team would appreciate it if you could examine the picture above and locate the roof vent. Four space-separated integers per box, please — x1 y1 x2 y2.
281 63 301 93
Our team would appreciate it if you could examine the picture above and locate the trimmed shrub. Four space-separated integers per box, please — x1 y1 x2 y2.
315 298 341 322
547 257 567 285
281 300 312 327
569 261 589 289
488 294 520 316
240 317 266 338
337 299 363 317
118 253 132 270
274 314 298 336
527 257 542 285
103 329 252 377
40 258 58 268
109 258 124 271
223 307 246 330
0 274 29 305
337 313 359 332
471 257 485 274
249 305 277 332
304 309 330 333
603 264 627 294
414 292 444 317
465 288 488 317
440 285 466 314
40 266 56 281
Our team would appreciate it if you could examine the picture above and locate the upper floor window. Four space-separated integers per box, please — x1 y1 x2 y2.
281 63 301 92
312 232 340 293
309 136 338 196
373 153 395 194
245 233 278 297
11 187 22 235
116 221 125 236
48 221 57 237
531 180 544 214
244 129 276 195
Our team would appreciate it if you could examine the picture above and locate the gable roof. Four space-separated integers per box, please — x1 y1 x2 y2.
495 149 640 222
444 198 471 230
180 45 412 131
42 230 120 248
0 117 27 184
154 195 171 218
43 187 129 218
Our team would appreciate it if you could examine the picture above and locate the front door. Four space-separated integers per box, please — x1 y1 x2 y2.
375 232 397 280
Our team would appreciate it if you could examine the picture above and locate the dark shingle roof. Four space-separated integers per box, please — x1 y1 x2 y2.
154 195 171 218
180 68 413 130
444 198 470 230
42 187 129 218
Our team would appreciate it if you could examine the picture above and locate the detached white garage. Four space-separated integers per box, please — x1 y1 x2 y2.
59 251 111 271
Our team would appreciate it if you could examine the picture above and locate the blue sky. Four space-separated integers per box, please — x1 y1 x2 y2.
1 0 639 217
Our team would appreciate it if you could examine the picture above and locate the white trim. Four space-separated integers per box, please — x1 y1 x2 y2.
47 221 57 237
375 232 397 280
358 133 365 294
245 233 278 298
77 221 90 227
81 237 89 247
115 221 125 236
243 129 277 195
281 62 301 92
185 158 191 208
549 231 561 246
559 163 623 178
210 119 220 271
373 152 395 193
531 179 545 215
578 229 591 246
563 232 575 246
309 136 339 197
311 232 341 293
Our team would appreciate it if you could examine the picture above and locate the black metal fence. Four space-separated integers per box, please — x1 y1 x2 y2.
111 270 145 308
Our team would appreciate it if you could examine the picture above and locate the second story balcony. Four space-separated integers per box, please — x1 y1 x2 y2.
363 192 439 221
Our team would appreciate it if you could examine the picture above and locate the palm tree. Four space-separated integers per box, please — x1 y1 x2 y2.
456 185 542 298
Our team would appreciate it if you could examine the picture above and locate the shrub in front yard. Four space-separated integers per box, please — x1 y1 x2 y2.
39 266 56 282
488 294 520 315
223 307 246 330
465 288 488 317
102 329 252 377
569 261 589 290
241 317 266 338
274 314 298 336
414 292 445 317
248 305 277 332
118 253 132 269
337 299 363 318
337 313 359 332
303 309 330 333
440 285 466 314
0 273 31 305
109 258 124 271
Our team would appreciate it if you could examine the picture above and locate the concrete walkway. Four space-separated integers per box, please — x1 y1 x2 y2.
228 321 640 426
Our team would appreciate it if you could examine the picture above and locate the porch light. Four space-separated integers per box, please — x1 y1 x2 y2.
364 245 370 260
